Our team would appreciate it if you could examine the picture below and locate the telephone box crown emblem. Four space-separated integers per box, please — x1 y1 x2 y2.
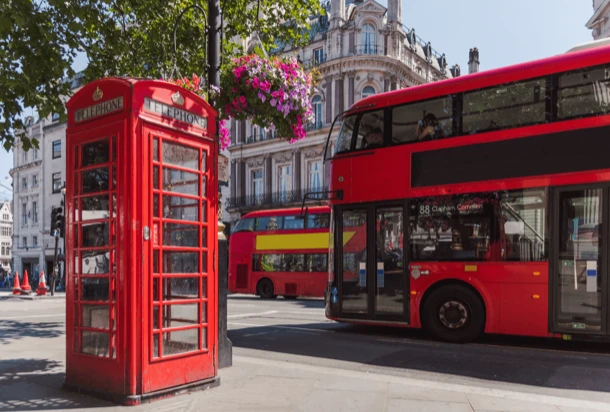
92 86 103 101
172 91 185 106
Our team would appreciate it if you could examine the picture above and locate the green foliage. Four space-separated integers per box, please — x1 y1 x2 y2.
0 0 324 151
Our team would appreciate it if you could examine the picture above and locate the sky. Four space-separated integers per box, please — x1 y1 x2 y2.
0 0 595 198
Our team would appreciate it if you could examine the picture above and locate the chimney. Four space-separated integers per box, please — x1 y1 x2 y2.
468 48 480 74
330 0 345 29
451 64 461 77
388 0 402 26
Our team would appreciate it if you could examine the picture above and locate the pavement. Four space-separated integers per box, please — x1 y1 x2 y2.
2 291 610 411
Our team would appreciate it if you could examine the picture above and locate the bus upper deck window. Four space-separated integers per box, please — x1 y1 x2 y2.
233 218 254 233
334 115 358 155
356 110 385 150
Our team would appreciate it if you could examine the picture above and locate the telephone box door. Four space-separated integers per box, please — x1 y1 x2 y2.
144 124 216 391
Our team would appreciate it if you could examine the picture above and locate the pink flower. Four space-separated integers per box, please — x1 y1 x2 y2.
252 77 260 89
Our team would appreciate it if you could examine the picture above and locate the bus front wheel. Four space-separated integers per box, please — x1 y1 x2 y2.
421 284 485 343
257 278 277 299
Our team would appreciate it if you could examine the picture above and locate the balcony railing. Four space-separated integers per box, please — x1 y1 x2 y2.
226 189 325 210
244 131 279 145
302 55 327 69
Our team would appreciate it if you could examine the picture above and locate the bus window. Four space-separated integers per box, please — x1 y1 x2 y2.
307 254 328 272
355 110 385 150
557 64 610 120
308 213 330 229
463 78 548 134
392 96 453 144
283 215 305 230
255 216 283 231
334 115 358 155
232 218 254 233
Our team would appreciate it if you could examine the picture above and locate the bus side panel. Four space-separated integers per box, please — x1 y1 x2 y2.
228 233 256 294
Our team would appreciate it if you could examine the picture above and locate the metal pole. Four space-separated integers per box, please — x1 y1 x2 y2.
51 229 59 296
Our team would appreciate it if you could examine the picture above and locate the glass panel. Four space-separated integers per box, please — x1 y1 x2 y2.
163 196 199 221
81 305 110 329
74 251 79 274
153 278 160 302
201 175 207 198
82 222 109 247
81 331 109 357
153 334 160 358
463 78 547 134
162 277 200 301
162 329 199 356
73 226 79 248
163 252 198 273
162 141 199 170
392 96 454 144
202 302 207 323
163 223 198 247
81 195 110 220
81 251 110 274
153 138 159 161
201 201 207 223
202 252 207 273
81 167 109 194
81 278 110 301
283 215 305 230
112 165 116 189
73 172 79 196
233 218 254 233
153 166 159 190
153 250 159 273
409 193 499 261
202 275 207 297
162 168 199 196
202 227 207 248
307 213 330 229
112 194 117 218
307 254 328 272
558 64 610 119
81 139 110 167
201 151 207 172
153 306 159 329
112 136 116 161
501 189 547 261
375 207 405 315
202 327 207 349
334 115 357 154
153 194 159 217
73 303 78 326
556 189 603 331
355 110 385 149
341 210 368 313
256 216 283 231
162 303 199 328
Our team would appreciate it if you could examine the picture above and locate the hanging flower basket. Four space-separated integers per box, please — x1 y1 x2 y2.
212 54 314 144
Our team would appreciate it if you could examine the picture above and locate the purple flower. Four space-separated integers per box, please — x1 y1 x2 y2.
270 98 277 107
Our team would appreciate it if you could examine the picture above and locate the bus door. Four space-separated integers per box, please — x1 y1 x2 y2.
337 204 409 323
552 184 609 336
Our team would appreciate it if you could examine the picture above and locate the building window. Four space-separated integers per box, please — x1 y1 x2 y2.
23 237 27 248
2 215 7 221
22 203 27 225
278 165 292 201
1 247 4 256
361 86 376 99
34 149 39 160
251 169 263 199
362 23 377 54
308 160 323 194
312 96 323 129
32 174 38 187
52 140 61 159
32 201 38 223
33 236 38 247
313 47 324 64
22 177 27 190
52 112 60 122
23 151 27 163
52 173 62 193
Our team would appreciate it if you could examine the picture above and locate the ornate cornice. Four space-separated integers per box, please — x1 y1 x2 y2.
303 148 324 160
246 157 265 169
273 152 293 164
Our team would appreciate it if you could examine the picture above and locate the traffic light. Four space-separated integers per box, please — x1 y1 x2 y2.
51 206 65 238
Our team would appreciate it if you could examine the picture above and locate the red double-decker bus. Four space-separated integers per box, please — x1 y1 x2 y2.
324 42 610 342
229 206 332 299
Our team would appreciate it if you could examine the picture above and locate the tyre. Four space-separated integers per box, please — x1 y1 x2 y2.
256 278 276 299
421 284 485 343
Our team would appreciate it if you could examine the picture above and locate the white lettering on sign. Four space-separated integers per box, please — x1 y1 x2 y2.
74 97 124 123
144 97 208 129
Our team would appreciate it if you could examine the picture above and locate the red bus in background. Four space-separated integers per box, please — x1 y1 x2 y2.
229 206 332 299
325 42 610 343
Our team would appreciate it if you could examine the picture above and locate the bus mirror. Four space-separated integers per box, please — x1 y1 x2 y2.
299 207 309 221
504 222 524 235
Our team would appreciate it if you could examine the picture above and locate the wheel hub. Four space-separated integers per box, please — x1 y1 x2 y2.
439 300 468 329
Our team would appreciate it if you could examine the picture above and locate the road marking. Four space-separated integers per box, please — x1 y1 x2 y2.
234 355 610 411
0 313 64 320
227 310 278 319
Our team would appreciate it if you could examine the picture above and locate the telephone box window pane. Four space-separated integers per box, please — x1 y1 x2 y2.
162 141 199 170
201 151 207 172
162 168 199 196
81 331 109 357
163 196 199 221
81 196 110 220
73 173 79 195
202 302 207 323
74 199 80 222
162 277 200 301
81 305 110 328
153 194 159 217
81 251 110 274
201 176 207 198
163 252 198 273
162 329 198 356
82 222 109 247
82 139 110 167
153 250 159 273
82 167 109 194
202 227 207 248
112 136 116 161
202 252 207 273
153 306 159 329
202 276 207 297
73 227 79 248
153 166 159 190
163 223 198 247
153 334 160 358
112 165 116 189
153 278 160 302
202 328 207 349
73 303 79 326
153 138 159 161
201 202 207 223
162 303 199 328
112 194 117 218
81 278 110 301
74 251 79 274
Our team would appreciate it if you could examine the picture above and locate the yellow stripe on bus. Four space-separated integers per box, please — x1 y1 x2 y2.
256 232 355 251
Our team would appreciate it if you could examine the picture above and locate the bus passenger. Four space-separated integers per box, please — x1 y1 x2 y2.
363 128 384 148
416 113 439 141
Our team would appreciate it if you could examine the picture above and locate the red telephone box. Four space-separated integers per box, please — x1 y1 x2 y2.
64 78 219 404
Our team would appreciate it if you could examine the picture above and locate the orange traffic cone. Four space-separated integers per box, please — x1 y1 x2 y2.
12 272 21 295
20 270 32 294
36 271 47 296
